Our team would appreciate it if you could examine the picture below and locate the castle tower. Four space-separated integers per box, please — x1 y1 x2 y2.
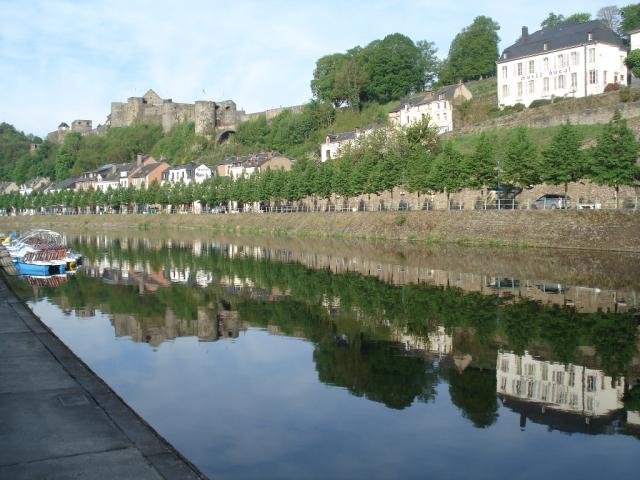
195 101 215 136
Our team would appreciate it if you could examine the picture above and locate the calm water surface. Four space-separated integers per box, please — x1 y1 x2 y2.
10 233 640 479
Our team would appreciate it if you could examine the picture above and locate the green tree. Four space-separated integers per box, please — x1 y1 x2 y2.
541 121 584 194
466 132 497 193
625 49 640 78
440 16 500 84
540 12 591 29
416 40 441 88
621 4 640 33
362 33 427 103
590 109 639 207
502 127 541 187
311 53 350 106
429 142 466 203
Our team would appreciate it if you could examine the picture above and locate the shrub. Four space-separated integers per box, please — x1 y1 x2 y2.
620 87 631 103
395 214 407 226
604 83 621 92
551 96 567 104
513 103 525 112
529 99 552 109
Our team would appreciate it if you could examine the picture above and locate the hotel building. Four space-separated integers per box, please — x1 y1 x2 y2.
497 21 628 107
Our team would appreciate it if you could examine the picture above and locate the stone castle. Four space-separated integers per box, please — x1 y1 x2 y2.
47 89 303 144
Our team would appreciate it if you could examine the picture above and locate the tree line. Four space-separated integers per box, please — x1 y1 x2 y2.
1 110 637 213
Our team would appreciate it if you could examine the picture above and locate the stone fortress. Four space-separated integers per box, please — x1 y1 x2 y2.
47 88 302 143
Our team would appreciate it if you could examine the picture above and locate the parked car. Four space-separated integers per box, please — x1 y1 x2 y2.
531 194 570 209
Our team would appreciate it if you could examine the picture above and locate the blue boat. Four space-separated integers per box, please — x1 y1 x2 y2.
15 261 62 276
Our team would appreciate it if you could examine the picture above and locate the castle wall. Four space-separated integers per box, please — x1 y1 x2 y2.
195 101 215 136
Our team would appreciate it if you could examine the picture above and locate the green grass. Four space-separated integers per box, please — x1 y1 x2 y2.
465 78 498 99
449 123 605 154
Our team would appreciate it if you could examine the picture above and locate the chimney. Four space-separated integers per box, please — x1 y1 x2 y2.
267 150 272 160
521 26 528 39
136 153 143 166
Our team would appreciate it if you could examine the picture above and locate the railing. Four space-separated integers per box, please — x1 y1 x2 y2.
1 197 638 217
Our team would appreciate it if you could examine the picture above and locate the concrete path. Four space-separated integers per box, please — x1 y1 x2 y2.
0 275 205 479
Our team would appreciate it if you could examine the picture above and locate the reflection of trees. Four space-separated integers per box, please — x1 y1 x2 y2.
314 335 439 410
444 368 498 428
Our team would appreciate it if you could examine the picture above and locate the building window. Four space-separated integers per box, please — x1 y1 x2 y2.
502 85 509 97
529 60 535 74
586 375 597 392
571 73 578 88
557 75 565 89
603 71 607 84
543 57 549 71
588 48 595 63
443 112 447 120
543 42 548 51
621 74 625 83
557 54 565 68
517 62 523 76
325 150 331 160
589 70 598 84
543 77 549 93
502 66 508 78
528 79 534 94
588 32 593 41
517 82 523 97
571 51 579 66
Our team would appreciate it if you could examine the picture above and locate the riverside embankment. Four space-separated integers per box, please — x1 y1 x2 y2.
1 210 639 252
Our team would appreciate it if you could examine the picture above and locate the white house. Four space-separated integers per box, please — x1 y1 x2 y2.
497 21 628 107
94 163 136 192
496 351 625 418
388 84 472 134
320 128 373 163
161 162 213 185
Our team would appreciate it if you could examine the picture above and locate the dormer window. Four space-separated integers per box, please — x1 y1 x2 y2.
503 53 508 59
588 32 593 41
543 43 548 51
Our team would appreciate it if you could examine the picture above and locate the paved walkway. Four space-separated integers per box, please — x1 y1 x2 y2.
0 274 205 479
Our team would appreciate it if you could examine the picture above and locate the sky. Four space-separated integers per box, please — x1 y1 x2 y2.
1 0 612 136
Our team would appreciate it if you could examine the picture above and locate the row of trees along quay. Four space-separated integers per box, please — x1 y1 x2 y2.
1 110 639 215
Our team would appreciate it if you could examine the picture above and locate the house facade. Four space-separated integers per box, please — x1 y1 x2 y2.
217 152 293 179
320 128 372 163
130 160 170 189
161 163 213 185
19 177 50 195
94 163 137 192
388 84 472 134
0 181 18 195
497 21 628 107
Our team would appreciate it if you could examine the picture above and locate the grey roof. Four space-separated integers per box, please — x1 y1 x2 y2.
131 163 162 179
389 93 432 113
166 162 201 172
327 131 357 142
58 122 69 129
499 21 625 63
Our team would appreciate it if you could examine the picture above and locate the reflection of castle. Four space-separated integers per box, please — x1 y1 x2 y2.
496 352 625 418
111 308 244 347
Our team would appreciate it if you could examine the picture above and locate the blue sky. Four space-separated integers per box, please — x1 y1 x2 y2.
1 0 611 136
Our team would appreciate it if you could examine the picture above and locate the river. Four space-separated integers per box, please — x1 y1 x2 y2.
8 231 640 479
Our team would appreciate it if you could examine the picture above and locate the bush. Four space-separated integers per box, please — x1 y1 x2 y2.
513 103 525 112
620 87 631 103
395 214 407 226
604 83 621 92
528 99 552 109
551 96 567 104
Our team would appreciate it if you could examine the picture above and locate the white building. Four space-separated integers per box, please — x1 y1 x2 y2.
497 21 628 107
388 84 472 134
161 162 213 185
94 163 136 192
496 351 625 417
320 128 372 163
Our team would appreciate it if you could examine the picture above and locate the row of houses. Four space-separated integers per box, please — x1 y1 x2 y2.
0 152 295 196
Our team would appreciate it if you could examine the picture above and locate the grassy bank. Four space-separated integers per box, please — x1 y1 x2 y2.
1 210 639 252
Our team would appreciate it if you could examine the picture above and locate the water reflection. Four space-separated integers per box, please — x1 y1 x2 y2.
9 233 640 478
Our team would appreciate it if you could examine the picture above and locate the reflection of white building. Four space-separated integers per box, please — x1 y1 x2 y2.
497 21 627 107
169 267 190 283
496 351 625 417
399 326 453 355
